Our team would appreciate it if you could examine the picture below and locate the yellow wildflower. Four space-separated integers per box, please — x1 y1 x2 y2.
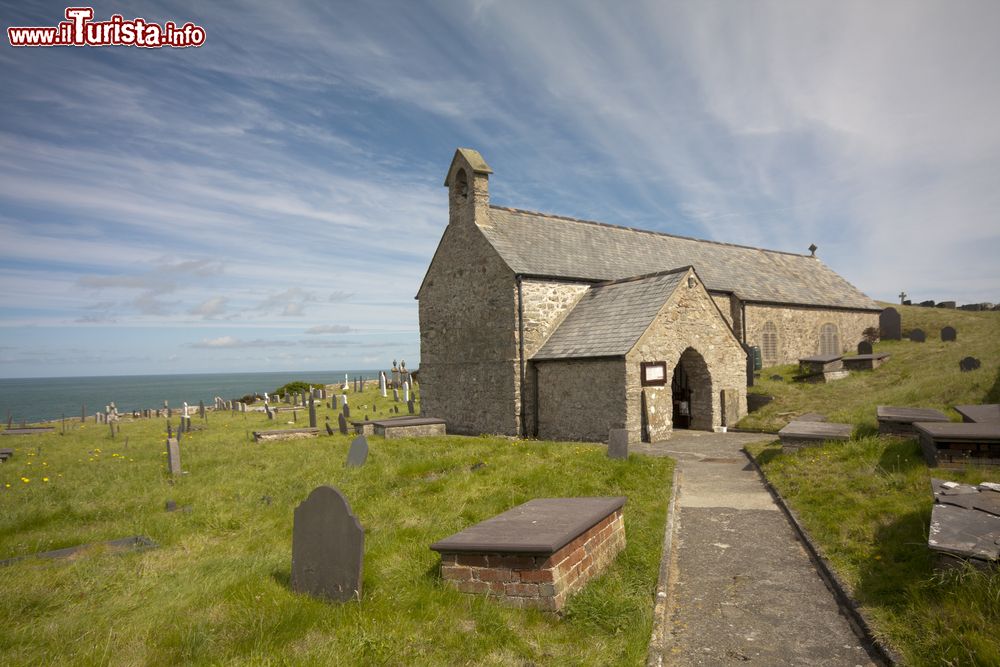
42 477 49 483
21 477 30 483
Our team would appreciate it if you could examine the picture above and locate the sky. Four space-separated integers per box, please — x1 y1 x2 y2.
1 1 998 378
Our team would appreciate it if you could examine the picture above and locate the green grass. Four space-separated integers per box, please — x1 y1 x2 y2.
741 306 1000 665
739 304 1000 432
749 438 1000 666
0 386 672 666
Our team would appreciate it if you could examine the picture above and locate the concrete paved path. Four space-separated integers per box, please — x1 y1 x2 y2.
635 431 876 666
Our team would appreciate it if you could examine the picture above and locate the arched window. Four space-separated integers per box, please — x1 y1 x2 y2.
819 323 840 356
761 321 778 366
453 168 468 202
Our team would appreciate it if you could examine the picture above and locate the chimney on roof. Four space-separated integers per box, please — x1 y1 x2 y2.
808 243 817 257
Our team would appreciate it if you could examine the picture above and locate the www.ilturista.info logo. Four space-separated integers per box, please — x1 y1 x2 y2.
8 7 206 48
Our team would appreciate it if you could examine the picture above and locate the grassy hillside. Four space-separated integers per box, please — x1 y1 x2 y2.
740 304 1000 432
0 388 672 665
744 305 1000 665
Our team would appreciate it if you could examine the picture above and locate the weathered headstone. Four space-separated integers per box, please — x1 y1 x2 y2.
346 435 368 468
199 400 206 419
291 486 364 603
393 388 399 402
857 340 873 355
325 419 334 436
343 403 351 419
607 429 628 460
338 413 348 435
941 326 957 342
910 328 926 343
879 307 901 341
408 398 415 415
266 405 274 420
309 397 317 428
960 357 981 372
166 437 181 476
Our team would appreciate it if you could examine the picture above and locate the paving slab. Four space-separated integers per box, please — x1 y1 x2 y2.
636 430 876 666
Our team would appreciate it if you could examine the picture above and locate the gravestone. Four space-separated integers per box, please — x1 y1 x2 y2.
720 388 740 427
607 429 628 460
166 437 181 476
919 300 935 308
910 328 926 343
338 413 348 435
393 388 399 402
857 340 873 355
266 405 274 420
407 398 415 415
309 397 317 428
325 419 334 436
346 435 369 467
960 357 981 372
879 307 901 341
199 401 206 419
937 301 956 309
941 326 957 342
291 486 364 603
343 403 351 419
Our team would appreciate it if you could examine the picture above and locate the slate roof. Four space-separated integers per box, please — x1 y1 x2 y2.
483 206 879 310
533 270 688 360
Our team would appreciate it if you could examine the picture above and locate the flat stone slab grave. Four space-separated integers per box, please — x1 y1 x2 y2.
928 478 1000 566
916 422 1000 468
955 404 1000 424
253 427 320 443
372 416 446 439
841 353 890 371
430 497 627 611
794 355 849 382
778 421 852 451
877 406 949 436
0 448 12 462
0 536 157 567
1 427 55 436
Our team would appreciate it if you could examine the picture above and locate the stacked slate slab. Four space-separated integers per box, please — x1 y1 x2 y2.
841 353 890 371
928 478 1000 567
778 421 852 451
954 405 1000 424
876 406 949 436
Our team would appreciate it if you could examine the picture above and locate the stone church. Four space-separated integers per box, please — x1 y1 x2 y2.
417 149 880 442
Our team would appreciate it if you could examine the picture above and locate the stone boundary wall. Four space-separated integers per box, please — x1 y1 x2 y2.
438 510 626 611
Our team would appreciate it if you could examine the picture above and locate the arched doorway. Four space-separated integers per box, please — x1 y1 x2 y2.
671 348 713 431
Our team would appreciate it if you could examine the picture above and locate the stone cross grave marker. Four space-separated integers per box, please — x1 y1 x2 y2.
879 307 902 341
960 356 981 372
166 437 181 476
608 429 628 460
338 413 348 435
910 328 926 343
858 340 873 355
309 396 317 428
346 435 368 468
941 326 957 342
291 486 364 603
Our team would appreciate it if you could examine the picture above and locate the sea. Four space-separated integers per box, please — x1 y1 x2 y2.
0 370 379 425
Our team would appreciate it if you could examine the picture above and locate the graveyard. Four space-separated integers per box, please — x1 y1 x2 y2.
744 303 1000 665
0 382 672 665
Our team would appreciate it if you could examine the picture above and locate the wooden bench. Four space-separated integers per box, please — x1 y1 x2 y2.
0 448 13 462
1 427 55 436
252 427 320 443
430 497 626 611
372 416 446 439
794 355 849 382
778 421 852 451
876 406 949 436
841 353 890 371
954 404 1000 424
915 422 1000 468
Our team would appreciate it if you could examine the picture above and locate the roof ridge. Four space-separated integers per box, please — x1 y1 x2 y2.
489 204 815 259
594 266 692 288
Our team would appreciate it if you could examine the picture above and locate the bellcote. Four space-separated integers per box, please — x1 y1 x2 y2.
444 148 492 227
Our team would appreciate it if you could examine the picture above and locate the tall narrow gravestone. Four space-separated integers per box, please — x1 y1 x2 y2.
346 435 368 468
166 437 181 477
291 486 364 603
338 413 348 435
309 396 317 428
879 307 901 341
343 403 351 420
608 429 628 460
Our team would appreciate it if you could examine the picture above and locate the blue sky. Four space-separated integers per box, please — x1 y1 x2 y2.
2 1 998 378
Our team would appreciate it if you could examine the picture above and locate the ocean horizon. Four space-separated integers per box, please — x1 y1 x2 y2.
0 370 381 425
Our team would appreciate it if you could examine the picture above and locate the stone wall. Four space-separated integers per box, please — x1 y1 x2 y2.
438 509 626 611
744 304 878 367
624 269 748 442
417 154 520 436
518 279 590 436
535 358 626 442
